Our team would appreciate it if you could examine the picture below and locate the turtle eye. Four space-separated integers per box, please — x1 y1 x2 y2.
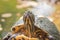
12 28 15 31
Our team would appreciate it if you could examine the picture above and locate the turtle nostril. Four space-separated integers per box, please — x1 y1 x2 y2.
12 28 15 31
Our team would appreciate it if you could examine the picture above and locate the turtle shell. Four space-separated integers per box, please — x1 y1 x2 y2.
35 17 60 40
12 16 60 40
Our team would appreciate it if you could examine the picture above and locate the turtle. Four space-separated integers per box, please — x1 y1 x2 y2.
9 11 54 40
3 11 54 40
11 10 60 40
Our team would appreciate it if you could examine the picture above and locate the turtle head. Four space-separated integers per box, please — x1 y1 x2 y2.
23 11 35 37
23 11 35 25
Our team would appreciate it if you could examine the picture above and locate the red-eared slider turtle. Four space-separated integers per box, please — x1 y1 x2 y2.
3 11 54 40
11 11 53 40
11 10 60 40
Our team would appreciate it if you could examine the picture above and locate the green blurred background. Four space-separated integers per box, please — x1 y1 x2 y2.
0 0 29 39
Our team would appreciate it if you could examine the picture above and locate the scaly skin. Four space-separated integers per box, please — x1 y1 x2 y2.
11 11 51 40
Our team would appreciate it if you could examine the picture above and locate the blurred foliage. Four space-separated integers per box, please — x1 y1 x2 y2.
0 0 28 39
0 0 16 13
